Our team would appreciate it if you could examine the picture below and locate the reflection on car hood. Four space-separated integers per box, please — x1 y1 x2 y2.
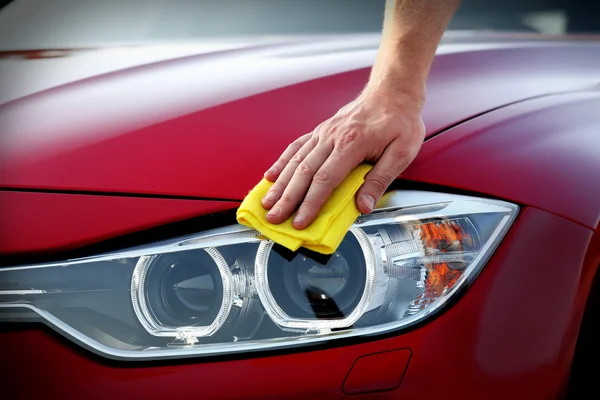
1 32 600 199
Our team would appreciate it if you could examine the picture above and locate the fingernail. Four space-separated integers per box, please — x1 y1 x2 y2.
263 191 278 204
267 206 281 218
361 194 375 212
293 214 304 225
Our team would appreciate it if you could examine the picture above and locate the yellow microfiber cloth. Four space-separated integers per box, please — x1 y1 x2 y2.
236 163 373 254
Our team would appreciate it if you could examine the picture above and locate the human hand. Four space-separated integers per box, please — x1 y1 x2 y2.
261 88 426 230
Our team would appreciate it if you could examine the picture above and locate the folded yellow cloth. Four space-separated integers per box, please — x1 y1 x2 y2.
236 163 373 254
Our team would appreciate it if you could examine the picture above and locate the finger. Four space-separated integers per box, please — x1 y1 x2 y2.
266 142 333 224
356 141 415 215
264 134 311 182
261 137 317 210
291 148 364 229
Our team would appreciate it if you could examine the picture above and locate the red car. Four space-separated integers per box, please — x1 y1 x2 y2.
1 1 599 399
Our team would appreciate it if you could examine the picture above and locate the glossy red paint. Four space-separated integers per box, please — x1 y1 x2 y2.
403 91 600 235
2 208 598 399
0 191 238 254
2 33 600 400
342 349 412 394
2 36 600 200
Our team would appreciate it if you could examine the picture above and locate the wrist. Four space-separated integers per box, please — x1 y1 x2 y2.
362 70 426 112
365 49 428 109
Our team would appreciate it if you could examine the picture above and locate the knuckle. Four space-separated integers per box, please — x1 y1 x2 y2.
279 192 293 204
304 135 319 150
409 141 424 157
324 125 337 138
313 169 331 184
400 121 425 143
269 184 284 195
404 147 419 162
299 197 321 216
390 148 410 160
294 134 308 145
297 161 313 176
287 142 300 153
290 152 305 164
367 174 390 193
290 137 307 151
337 130 359 150
314 121 328 135
391 146 419 165
300 197 317 209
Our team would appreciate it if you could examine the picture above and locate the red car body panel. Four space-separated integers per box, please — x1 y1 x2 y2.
2 36 600 202
2 208 599 399
0 191 238 254
403 91 600 235
1 34 600 399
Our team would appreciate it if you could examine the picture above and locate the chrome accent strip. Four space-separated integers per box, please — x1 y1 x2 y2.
0 289 46 295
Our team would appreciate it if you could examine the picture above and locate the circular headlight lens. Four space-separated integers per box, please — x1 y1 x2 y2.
147 252 223 327
261 230 371 322
131 248 233 338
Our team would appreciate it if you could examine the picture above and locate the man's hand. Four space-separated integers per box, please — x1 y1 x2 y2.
261 89 425 229
261 0 460 230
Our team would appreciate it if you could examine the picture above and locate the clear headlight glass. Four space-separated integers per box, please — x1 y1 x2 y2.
0 191 518 360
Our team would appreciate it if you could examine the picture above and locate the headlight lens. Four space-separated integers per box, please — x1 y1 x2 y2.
0 190 518 360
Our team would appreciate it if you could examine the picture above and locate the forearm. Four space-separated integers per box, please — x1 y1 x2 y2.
368 0 461 105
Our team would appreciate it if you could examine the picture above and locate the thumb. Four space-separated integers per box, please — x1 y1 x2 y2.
356 144 414 214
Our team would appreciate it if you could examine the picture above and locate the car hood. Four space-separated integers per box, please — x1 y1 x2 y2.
1 33 600 200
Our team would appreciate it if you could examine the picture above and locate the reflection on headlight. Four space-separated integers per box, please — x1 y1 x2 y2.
255 227 375 332
132 248 233 341
0 190 518 360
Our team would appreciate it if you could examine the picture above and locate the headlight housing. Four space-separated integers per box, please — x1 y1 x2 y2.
0 190 518 360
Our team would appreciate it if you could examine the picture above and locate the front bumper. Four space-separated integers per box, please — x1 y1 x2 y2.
1 207 597 399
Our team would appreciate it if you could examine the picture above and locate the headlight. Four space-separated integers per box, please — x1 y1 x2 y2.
0 190 518 360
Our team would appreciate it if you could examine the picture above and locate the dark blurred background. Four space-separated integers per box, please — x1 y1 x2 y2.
0 0 598 50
